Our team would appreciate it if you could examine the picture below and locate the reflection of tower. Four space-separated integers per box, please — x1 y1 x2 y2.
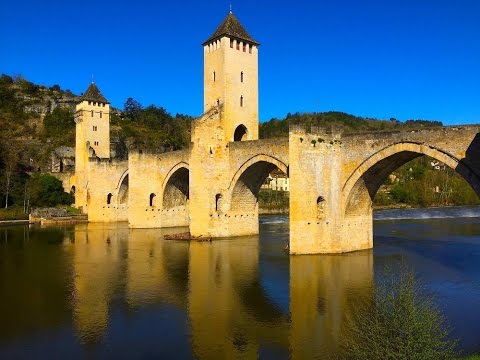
203 10 259 142
289 251 373 359
125 228 190 308
188 237 270 359
72 223 125 346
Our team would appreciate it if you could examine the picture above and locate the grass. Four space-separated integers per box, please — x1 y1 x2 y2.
0 207 28 221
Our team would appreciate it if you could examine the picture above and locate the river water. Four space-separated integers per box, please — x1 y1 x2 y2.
0 206 479 359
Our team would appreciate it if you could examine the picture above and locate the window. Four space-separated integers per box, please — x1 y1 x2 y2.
93 126 97 131
100 111 102 118
240 71 244 83
240 95 243 107
230 39 233 48
213 71 216 82
149 193 156 207
91 110 94 117
94 141 99 146
107 193 113 205
215 194 222 212
316 196 326 218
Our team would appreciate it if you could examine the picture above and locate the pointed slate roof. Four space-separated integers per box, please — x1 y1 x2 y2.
79 82 109 104
203 12 259 46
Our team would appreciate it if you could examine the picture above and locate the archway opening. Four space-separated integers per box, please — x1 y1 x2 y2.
231 160 289 213
234 124 248 142
345 151 480 218
118 174 129 205
163 167 189 210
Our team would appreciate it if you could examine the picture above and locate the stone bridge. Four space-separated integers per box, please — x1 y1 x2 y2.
78 120 480 254
70 12 480 254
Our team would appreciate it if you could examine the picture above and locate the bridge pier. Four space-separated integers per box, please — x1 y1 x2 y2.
289 129 373 254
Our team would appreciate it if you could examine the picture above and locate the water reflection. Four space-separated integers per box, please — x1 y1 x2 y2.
70 223 127 346
2 211 477 358
289 251 373 359
66 223 373 358
188 238 290 359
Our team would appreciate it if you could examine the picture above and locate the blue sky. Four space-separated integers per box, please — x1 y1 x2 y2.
1 0 479 124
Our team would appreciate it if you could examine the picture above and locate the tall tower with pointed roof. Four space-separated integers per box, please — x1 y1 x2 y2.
203 10 259 141
75 82 111 160
74 82 111 209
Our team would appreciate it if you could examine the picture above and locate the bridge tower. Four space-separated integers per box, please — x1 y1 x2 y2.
189 11 260 238
73 82 111 211
202 10 259 141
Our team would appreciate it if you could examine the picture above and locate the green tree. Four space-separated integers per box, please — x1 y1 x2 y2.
27 174 73 207
42 107 75 145
342 268 457 360
124 97 142 120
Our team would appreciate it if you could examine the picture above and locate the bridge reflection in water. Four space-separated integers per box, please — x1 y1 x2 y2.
0 223 373 358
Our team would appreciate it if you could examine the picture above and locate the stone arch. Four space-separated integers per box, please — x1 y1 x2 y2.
162 163 189 209
229 155 288 212
234 124 248 141
343 142 480 217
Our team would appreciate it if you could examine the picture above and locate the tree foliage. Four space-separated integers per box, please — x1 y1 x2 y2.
342 268 458 360
374 156 480 208
259 111 443 139
118 99 193 151
27 174 73 207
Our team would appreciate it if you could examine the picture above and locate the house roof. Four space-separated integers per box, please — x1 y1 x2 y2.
79 82 109 104
203 12 259 46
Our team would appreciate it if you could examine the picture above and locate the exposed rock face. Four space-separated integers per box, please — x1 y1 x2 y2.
30 208 69 218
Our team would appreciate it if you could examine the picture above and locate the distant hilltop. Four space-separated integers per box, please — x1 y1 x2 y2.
1 74 80 116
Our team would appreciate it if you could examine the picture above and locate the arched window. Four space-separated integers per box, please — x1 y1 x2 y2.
149 193 156 207
107 193 113 205
316 196 326 218
240 71 244 83
240 95 243 107
215 193 222 212
234 124 248 141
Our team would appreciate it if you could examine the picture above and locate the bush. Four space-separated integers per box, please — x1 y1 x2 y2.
341 267 458 360
28 174 74 207
0 207 28 221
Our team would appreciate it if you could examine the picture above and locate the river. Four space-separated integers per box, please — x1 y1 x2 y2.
0 206 479 359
